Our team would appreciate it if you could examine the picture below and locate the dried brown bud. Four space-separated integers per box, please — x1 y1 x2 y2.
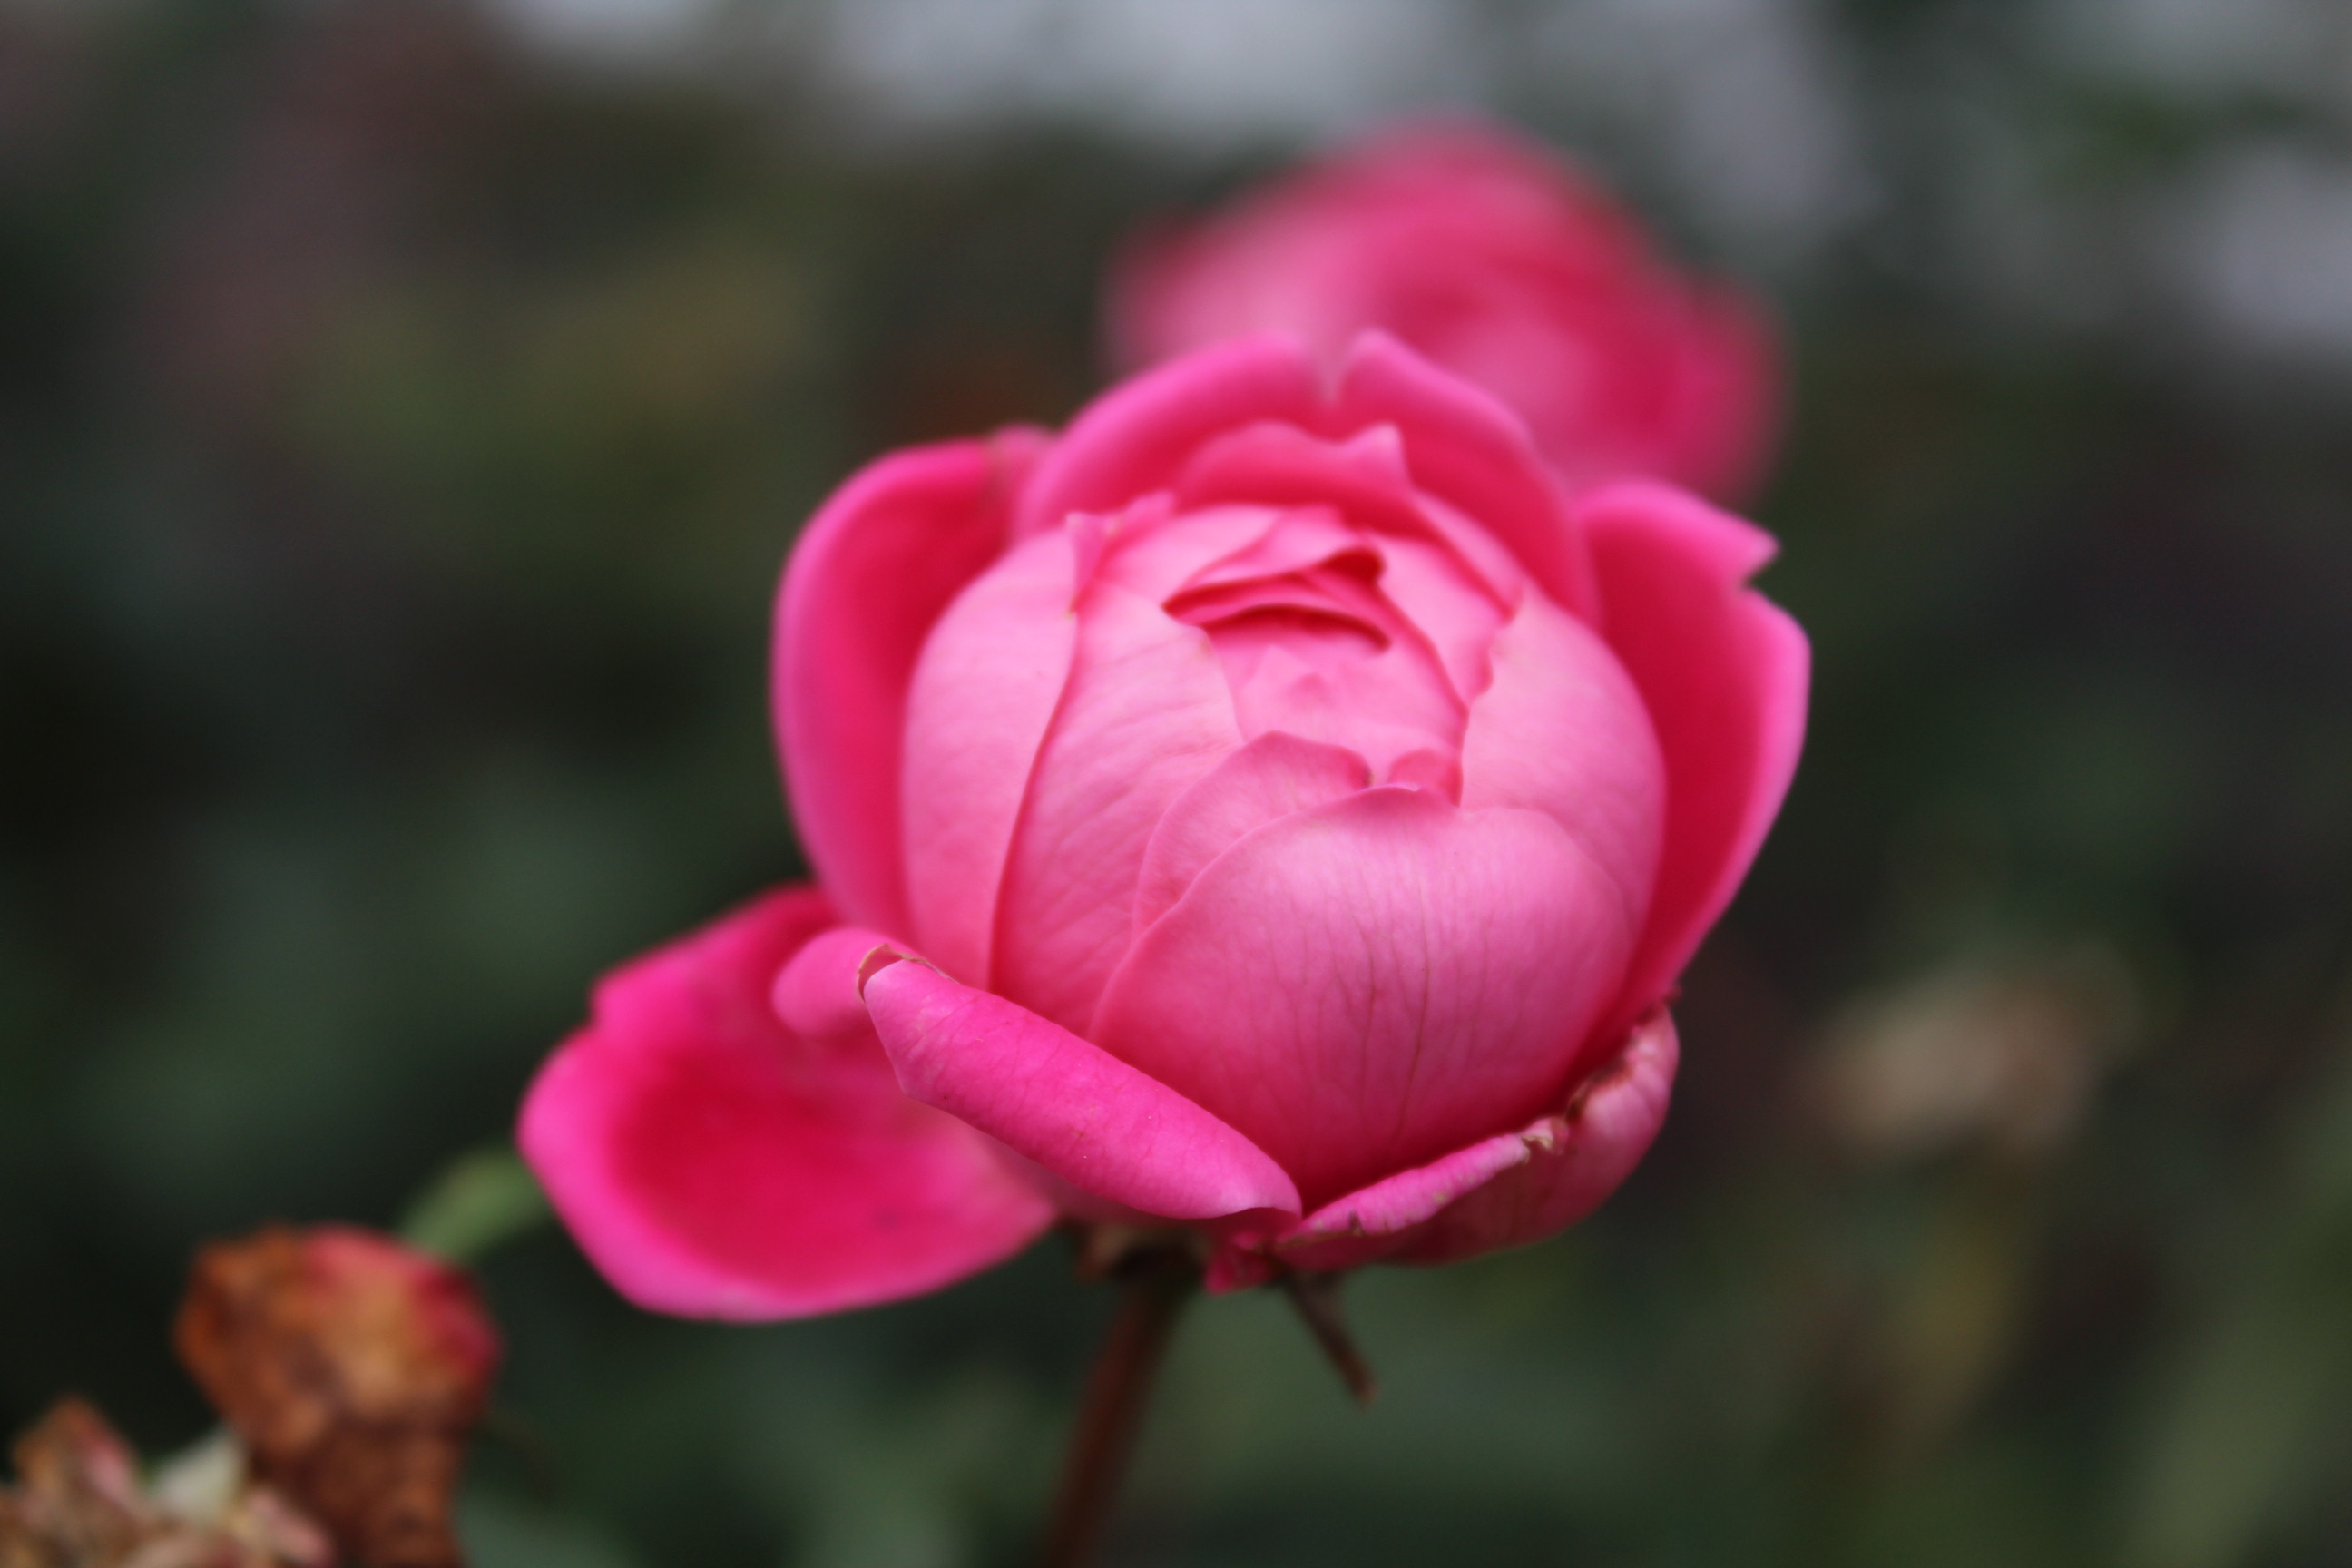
1812 946 2141 1166
173 1227 501 1568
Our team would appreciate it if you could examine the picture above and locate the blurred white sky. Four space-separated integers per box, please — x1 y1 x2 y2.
473 0 2352 368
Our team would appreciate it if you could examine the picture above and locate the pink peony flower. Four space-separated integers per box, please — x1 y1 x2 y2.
1108 122 1782 504
520 334 1807 1314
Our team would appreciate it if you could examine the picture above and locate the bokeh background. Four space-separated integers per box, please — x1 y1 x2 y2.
5 1 2352 1563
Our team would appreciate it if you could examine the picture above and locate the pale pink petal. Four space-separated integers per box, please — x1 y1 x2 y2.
989 581 1243 1030
1161 392 1529 621
1092 500 1290 605
775 431 1048 936
862 956 1302 1220
1169 503 1367 595
1325 333 1597 622
1184 576 1464 783
1459 587 1665 957
1396 1006 1679 1264
1367 530 1508 705
1132 731 1371 935
898 528 1079 985
1015 337 1320 538
1091 787 1633 1209
1580 481 1808 1034
518 889 1054 1321
1171 421 1429 541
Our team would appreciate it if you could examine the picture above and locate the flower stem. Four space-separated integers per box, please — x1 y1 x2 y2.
1041 1252 1197 1568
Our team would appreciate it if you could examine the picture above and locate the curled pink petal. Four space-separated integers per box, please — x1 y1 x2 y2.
776 431 1048 936
1244 1004 1678 1275
1580 481 1809 1034
1283 1130 1535 1252
519 889 1054 1320
1396 1006 1680 1265
862 955 1302 1221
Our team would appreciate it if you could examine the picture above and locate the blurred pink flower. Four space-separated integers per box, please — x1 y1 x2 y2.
1109 122 1783 503
521 334 1806 1313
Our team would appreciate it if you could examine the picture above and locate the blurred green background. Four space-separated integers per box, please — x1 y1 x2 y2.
5 1 2352 1563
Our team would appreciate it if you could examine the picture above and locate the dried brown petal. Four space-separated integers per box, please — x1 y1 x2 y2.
0 1400 330 1568
174 1227 500 1568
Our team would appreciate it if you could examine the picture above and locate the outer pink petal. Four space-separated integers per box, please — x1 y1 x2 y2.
1014 337 1320 538
1580 481 1808 1034
861 956 1302 1220
989 580 1243 1031
897 528 1079 985
1326 332 1597 622
1280 1132 1535 1259
775 431 1048 936
518 889 1054 1320
1091 787 1632 1209
1396 1006 1679 1264
1265 1005 1679 1273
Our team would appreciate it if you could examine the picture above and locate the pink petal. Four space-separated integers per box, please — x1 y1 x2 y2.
518 889 1054 1320
897 528 1079 985
771 924 901 1038
1165 420 1530 610
1366 530 1509 705
1091 787 1634 1209
1132 731 1371 935
1396 1005 1679 1265
1580 481 1808 1034
988 580 1243 1031
1659 285 1783 506
1171 421 1430 542
1091 499 1291 606
1326 332 1597 622
1279 1130 1536 1259
1458 587 1664 956
1245 1004 1679 1274
1015 337 1320 538
775 431 1048 936
861 956 1302 1220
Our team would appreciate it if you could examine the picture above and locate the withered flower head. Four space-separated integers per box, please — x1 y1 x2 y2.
173 1226 501 1568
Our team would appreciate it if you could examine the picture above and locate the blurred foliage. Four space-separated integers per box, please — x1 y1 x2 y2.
3 1 2351 1565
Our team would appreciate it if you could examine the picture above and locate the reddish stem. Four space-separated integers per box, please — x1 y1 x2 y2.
1040 1256 1197 1568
